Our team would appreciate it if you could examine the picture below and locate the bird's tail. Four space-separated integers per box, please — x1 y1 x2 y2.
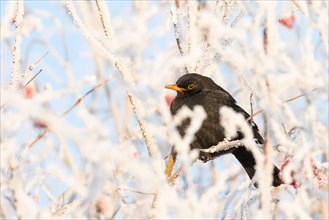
232 147 282 187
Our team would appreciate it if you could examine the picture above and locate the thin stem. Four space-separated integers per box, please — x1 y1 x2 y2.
249 93 254 125
290 0 305 14
246 89 316 121
171 10 188 74
168 167 182 185
27 78 111 149
24 69 42 88
22 51 49 82
95 0 113 39
118 188 155 196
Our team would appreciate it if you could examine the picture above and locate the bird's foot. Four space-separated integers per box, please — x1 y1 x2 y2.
199 152 216 163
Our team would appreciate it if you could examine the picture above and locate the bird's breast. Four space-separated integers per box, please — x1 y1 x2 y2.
171 93 215 114
170 93 226 150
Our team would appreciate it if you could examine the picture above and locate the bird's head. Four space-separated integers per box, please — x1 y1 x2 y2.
165 73 218 97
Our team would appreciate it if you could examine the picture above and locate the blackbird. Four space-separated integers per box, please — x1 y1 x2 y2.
165 73 282 187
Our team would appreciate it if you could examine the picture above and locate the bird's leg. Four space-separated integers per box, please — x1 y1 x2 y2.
199 152 213 163
165 151 177 178
168 167 182 185
199 147 236 162
164 155 175 177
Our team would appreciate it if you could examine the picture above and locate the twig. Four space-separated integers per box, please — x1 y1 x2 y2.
52 200 79 217
230 7 243 28
61 78 110 117
1 52 48 110
290 0 305 15
186 2 192 55
219 0 239 47
27 128 48 148
168 166 182 185
249 93 254 125
263 113 269 162
263 26 268 54
27 78 111 149
95 0 113 39
171 10 188 74
24 69 42 88
149 193 158 220
172 12 184 56
221 0 236 25
127 94 154 156
22 51 49 82
110 206 121 219
283 91 313 103
246 89 316 121
118 188 155 196
10 1 24 88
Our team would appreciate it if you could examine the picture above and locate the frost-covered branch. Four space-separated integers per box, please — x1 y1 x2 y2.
64 0 156 156
10 1 24 88
200 140 242 154
95 0 114 40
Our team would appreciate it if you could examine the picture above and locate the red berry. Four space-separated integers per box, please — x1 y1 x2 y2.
279 15 295 29
165 95 174 106
24 86 33 99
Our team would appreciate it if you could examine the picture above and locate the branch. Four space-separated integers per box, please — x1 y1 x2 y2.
290 0 305 15
249 93 254 125
168 166 182 185
60 78 110 117
10 1 24 88
52 200 79 217
171 9 188 74
118 188 155 196
95 0 113 39
171 11 184 56
22 51 49 83
246 89 316 121
24 69 42 88
200 140 242 154
65 1 155 157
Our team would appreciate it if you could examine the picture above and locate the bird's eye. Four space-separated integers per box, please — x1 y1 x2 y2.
188 84 194 90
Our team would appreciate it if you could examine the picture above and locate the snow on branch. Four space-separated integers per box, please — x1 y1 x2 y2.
10 1 24 88
64 0 156 156
200 139 242 154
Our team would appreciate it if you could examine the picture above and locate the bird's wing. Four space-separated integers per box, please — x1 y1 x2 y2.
231 103 264 144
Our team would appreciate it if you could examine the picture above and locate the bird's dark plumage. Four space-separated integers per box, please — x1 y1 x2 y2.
165 73 282 187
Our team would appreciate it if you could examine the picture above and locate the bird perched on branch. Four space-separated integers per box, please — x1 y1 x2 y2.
165 73 282 187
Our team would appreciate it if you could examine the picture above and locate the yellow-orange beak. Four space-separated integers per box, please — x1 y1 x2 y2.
164 84 185 92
